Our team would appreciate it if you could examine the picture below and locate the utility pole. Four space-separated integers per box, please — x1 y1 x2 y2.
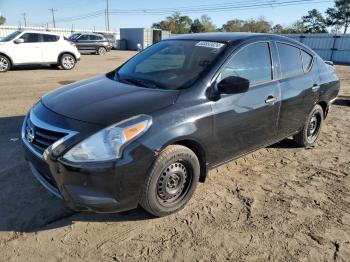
21 13 27 27
48 8 57 28
106 0 110 31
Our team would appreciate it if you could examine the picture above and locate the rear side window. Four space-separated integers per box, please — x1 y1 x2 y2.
21 33 41 43
301 50 313 72
277 43 303 78
221 42 272 85
43 34 59 42
90 35 99 41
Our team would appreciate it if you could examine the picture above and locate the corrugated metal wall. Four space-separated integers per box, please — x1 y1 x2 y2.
0 25 120 40
286 33 350 64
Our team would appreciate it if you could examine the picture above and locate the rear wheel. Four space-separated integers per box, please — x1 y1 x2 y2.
97 47 106 55
0 55 11 72
140 145 200 217
293 104 324 147
59 54 76 70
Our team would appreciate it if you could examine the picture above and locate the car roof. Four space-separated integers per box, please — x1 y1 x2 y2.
18 30 62 36
169 32 314 54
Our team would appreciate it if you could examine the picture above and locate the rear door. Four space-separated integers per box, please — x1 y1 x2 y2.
210 41 281 164
12 33 43 64
275 42 319 137
40 34 60 62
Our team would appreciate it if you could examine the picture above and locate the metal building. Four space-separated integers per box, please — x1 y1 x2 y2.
120 28 171 50
286 33 350 64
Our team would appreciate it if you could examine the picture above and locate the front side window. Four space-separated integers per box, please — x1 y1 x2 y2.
43 34 59 42
277 43 303 78
116 40 227 90
21 33 41 43
221 42 272 86
78 35 90 41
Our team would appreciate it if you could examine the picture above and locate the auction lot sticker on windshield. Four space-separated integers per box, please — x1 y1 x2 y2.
195 41 225 49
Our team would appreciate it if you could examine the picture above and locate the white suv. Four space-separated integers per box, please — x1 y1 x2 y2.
0 30 81 72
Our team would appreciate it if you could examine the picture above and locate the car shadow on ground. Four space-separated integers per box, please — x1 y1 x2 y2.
0 114 304 233
10 64 59 71
0 115 153 234
334 97 350 107
268 138 300 149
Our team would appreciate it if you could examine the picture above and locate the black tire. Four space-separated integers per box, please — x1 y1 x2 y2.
97 47 106 55
0 55 11 72
140 145 200 217
293 104 324 147
59 53 76 70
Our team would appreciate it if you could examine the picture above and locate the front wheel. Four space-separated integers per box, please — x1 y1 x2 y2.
59 54 76 70
0 55 11 72
140 145 200 217
293 104 324 147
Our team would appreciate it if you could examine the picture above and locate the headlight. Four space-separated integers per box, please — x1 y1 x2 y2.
63 115 152 162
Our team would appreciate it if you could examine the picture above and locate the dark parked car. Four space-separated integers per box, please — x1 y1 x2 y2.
68 33 112 55
22 33 340 217
95 32 117 49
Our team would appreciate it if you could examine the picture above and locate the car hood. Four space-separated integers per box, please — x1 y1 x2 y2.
42 75 180 126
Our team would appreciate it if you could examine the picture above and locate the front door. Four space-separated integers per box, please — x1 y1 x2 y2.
76 34 92 52
12 33 43 64
210 41 281 165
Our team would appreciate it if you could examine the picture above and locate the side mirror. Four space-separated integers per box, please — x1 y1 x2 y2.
217 76 249 94
14 38 24 44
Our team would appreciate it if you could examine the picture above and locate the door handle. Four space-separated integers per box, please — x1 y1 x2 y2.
312 84 320 92
265 96 277 105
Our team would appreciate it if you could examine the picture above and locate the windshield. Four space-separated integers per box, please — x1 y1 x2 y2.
0 31 22 42
69 33 81 40
116 40 227 90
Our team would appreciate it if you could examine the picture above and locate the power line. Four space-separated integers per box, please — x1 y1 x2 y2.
48 8 57 28
37 0 333 25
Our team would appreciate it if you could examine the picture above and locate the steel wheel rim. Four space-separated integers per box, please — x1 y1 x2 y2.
98 47 106 55
0 57 9 71
156 161 193 206
307 111 321 142
62 56 74 69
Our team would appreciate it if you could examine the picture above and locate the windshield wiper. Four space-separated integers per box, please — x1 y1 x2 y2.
117 74 163 89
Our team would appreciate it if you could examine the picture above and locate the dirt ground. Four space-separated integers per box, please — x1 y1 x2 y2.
0 51 349 262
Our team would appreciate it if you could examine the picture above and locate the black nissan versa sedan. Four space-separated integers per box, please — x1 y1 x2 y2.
22 33 340 216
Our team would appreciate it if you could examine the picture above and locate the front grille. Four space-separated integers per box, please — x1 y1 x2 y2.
25 117 67 155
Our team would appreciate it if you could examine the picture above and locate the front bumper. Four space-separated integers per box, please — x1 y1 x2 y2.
22 107 155 213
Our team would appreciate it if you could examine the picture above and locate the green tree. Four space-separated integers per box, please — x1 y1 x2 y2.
0 16 5 25
199 14 216 32
221 19 245 32
190 19 205 33
302 9 328 33
190 15 216 33
281 20 306 34
242 17 272 33
272 24 284 34
221 17 271 33
326 0 350 34
152 12 192 34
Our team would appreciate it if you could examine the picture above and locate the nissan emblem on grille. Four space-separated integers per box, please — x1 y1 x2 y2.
26 126 35 143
